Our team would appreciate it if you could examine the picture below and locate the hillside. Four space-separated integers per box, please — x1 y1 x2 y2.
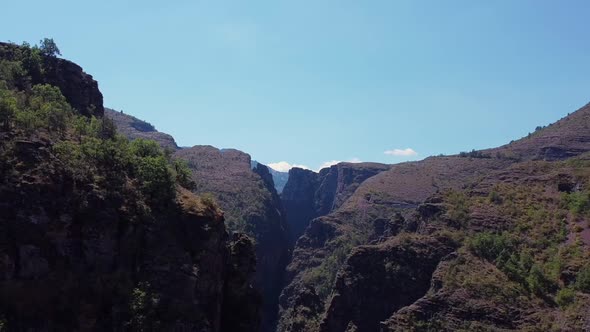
104 108 178 150
105 109 290 331
278 103 590 332
3 38 590 332
174 146 290 332
281 162 390 244
0 41 260 331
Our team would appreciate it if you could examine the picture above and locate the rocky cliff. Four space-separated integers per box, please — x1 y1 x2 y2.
105 107 291 331
278 103 590 332
0 42 103 117
0 42 260 331
104 108 178 150
281 163 390 244
174 146 290 332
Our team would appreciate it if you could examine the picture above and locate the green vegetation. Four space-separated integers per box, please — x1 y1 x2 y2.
128 282 160 331
458 149 491 159
302 234 363 300
445 190 471 227
467 232 557 296
1 41 193 214
561 191 590 217
575 265 590 293
38 38 61 57
467 232 515 262
555 287 575 308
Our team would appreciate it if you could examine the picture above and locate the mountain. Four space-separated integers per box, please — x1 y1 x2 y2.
0 41 260 331
105 109 290 331
174 146 290 332
251 161 289 194
281 162 390 245
104 108 178 150
277 104 590 331
3 39 590 332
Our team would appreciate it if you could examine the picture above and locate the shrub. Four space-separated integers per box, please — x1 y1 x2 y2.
446 191 470 226
489 190 503 205
556 287 575 308
526 264 554 296
562 191 590 216
575 265 590 293
468 232 515 262
200 193 217 210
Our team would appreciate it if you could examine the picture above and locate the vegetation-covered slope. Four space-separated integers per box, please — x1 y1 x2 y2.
104 108 178 150
174 145 290 332
0 41 260 331
279 104 590 332
103 94 291 332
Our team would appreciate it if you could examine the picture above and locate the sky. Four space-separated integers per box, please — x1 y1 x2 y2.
2 1 590 172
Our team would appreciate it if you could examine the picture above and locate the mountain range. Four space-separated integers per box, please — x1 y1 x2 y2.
1 40 590 331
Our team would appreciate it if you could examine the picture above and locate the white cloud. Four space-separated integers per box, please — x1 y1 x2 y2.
268 161 310 172
269 158 363 173
384 148 418 157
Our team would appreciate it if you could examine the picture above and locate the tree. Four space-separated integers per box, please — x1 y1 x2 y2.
39 38 61 57
0 89 17 130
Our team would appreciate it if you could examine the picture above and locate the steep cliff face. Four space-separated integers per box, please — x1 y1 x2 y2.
174 146 290 332
281 163 389 244
281 168 320 244
103 95 290 331
320 235 456 332
0 154 257 331
0 42 103 117
105 108 178 150
0 44 260 331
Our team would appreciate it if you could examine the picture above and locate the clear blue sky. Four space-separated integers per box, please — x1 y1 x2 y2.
2 1 590 171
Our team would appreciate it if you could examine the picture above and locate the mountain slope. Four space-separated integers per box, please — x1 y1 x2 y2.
174 146 290 332
105 108 178 150
281 162 390 244
0 41 260 331
278 103 590 332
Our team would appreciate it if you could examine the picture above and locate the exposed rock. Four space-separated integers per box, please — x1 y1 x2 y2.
281 163 390 244
382 253 532 331
0 42 104 117
0 143 259 331
105 108 179 150
320 234 456 332
221 233 262 332
174 145 290 332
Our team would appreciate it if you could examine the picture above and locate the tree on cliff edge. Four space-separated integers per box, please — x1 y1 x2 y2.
39 38 61 57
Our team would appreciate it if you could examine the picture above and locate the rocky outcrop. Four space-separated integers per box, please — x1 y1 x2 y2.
320 235 456 332
382 253 533 331
281 168 320 244
281 163 389 244
174 146 290 332
221 233 262 332
105 108 178 150
0 136 259 331
0 42 104 117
